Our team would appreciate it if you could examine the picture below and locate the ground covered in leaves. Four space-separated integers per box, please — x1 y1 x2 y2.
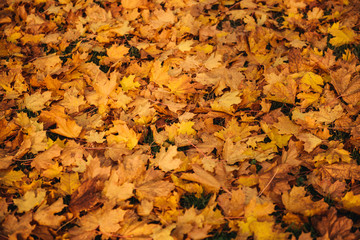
1 0 360 239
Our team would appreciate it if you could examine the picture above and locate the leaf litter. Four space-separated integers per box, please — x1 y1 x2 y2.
1 0 360 239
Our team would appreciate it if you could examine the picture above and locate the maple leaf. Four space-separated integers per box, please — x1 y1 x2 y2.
106 44 128 61
31 144 62 171
340 191 360 215
300 72 324 93
151 224 176 240
328 22 356 47
214 118 259 142
177 40 194 52
211 91 242 115
22 91 52 112
177 121 196 135
103 170 134 203
51 116 82 139
58 172 81 195
218 189 245 217
120 74 140 92
167 75 196 96
181 164 221 192
314 207 359 239
60 87 86 114
106 120 140 149
69 178 103 217
204 53 223 70
153 145 182 172
264 73 297 104
313 141 351 166
0 169 26 187
85 130 105 143
2 212 34 240
13 188 46 213
136 179 175 200
150 60 171 87
79 203 126 234
33 55 62 75
296 132 322 153
331 68 360 106
0 118 19 143
282 186 328 217
261 122 291 148
34 198 66 228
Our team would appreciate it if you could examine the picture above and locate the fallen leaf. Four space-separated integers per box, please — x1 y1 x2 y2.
13 188 46 213
282 186 328 217
34 198 66 228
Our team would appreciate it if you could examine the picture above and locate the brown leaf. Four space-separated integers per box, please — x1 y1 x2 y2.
318 163 360 181
218 189 245 217
34 198 66 228
282 186 328 217
69 178 104 217
31 144 62 171
314 207 360 240
181 164 221 192
2 212 34 240
0 118 19 142
136 180 175 200
331 67 360 106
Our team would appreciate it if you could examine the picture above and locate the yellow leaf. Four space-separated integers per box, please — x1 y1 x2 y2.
328 22 356 47
194 44 213 54
261 123 291 148
23 91 52 112
121 0 147 9
177 40 194 52
167 75 196 96
85 130 105 143
297 92 320 108
249 218 288 240
153 146 182 172
20 34 44 44
313 141 351 166
150 60 171 87
341 191 360 214
204 53 223 70
264 73 296 104
0 170 26 186
300 72 324 93
237 175 259 187
245 197 274 219
214 118 259 142
106 120 140 149
60 87 86 114
273 116 301 135
211 91 242 114
13 188 46 213
42 162 63 179
31 144 62 171
151 224 176 240
79 204 126 233
107 44 128 61
296 132 322 153
52 117 82 138
177 121 196 135
171 175 203 195
120 75 140 92
59 172 80 195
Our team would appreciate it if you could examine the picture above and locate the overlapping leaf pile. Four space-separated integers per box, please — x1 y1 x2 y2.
1 0 360 239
